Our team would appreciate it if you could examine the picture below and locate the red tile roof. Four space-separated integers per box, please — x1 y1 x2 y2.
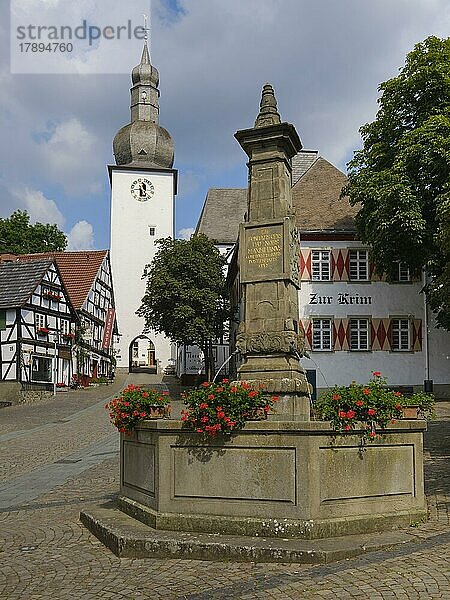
0 250 108 310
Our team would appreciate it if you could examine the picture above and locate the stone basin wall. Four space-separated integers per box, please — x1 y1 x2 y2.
119 419 426 539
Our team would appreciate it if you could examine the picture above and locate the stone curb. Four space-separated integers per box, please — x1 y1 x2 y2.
80 502 419 564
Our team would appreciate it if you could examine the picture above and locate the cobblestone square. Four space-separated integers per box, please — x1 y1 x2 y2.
0 376 448 599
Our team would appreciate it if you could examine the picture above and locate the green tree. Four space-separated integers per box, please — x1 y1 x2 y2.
137 234 230 380
0 210 67 253
343 36 450 329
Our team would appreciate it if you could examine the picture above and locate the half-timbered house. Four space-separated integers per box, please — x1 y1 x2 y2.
5 251 118 386
0 258 77 395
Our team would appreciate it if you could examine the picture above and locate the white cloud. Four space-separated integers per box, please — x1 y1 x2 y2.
11 186 65 227
36 118 101 195
67 220 95 250
178 227 195 240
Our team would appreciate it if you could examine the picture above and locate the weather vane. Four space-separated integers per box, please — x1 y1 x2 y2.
143 13 151 43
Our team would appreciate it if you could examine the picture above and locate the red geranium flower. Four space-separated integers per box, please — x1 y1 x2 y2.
332 394 341 401
394 391 402 397
367 408 376 416
362 388 370 395
372 371 381 377
355 400 364 407
346 410 356 419
338 411 347 418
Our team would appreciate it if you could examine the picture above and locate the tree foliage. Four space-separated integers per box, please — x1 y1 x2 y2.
0 210 67 254
343 36 450 329
137 234 230 379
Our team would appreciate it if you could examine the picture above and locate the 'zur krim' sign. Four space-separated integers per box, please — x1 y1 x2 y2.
309 293 372 305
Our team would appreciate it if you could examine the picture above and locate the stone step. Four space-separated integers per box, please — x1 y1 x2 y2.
80 503 419 563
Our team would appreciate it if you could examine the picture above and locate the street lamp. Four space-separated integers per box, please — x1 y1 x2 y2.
49 330 59 397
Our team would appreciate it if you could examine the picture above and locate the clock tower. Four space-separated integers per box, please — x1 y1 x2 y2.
110 41 176 373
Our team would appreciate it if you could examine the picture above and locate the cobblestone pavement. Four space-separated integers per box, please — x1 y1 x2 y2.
0 382 448 599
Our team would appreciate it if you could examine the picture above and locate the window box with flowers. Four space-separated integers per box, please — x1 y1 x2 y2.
61 332 75 342
37 327 50 335
314 372 435 442
181 379 279 437
43 291 62 301
106 385 171 435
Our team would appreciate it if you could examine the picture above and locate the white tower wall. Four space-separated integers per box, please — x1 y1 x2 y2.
110 167 175 371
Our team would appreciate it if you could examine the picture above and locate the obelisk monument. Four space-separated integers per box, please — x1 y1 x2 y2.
235 84 310 420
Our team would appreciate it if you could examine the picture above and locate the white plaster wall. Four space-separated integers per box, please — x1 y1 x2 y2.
110 168 174 370
298 241 450 390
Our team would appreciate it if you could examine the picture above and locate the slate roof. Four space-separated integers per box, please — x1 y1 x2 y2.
196 188 247 244
1 251 108 310
0 258 53 309
292 157 358 232
196 152 357 243
291 150 318 185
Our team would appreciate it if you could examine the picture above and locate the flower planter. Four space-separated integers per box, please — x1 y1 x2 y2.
402 406 419 419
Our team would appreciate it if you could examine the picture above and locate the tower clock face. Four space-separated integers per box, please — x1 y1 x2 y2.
131 178 154 202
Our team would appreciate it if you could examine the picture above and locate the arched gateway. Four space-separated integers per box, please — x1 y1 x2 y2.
129 335 157 374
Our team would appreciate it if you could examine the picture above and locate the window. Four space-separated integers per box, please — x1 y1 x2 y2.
349 318 370 350
391 318 411 351
311 250 331 281
0 309 6 331
312 319 333 350
60 320 70 336
349 250 368 281
31 356 52 382
397 263 411 282
149 226 156 236
132 341 139 359
35 313 46 330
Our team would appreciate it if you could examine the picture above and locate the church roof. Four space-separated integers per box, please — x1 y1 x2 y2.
196 152 356 243
196 188 247 244
0 250 108 310
0 258 53 309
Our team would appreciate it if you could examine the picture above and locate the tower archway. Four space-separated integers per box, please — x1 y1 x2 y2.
129 335 157 374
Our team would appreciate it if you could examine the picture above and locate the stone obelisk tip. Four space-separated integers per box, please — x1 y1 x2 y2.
254 83 282 128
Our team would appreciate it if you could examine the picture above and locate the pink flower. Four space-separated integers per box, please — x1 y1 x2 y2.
338 411 347 418
363 388 370 395
332 394 341 401
394 391 402 397
199 402 208 410
355 400 364 407
202 382 210 387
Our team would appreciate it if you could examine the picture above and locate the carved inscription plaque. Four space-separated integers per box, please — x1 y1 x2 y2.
241 223 284 282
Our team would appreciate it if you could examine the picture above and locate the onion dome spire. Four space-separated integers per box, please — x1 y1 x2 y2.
254 83 281 128
113 41 174 169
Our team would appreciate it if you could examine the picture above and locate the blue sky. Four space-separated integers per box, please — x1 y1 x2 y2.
1 0 449 249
